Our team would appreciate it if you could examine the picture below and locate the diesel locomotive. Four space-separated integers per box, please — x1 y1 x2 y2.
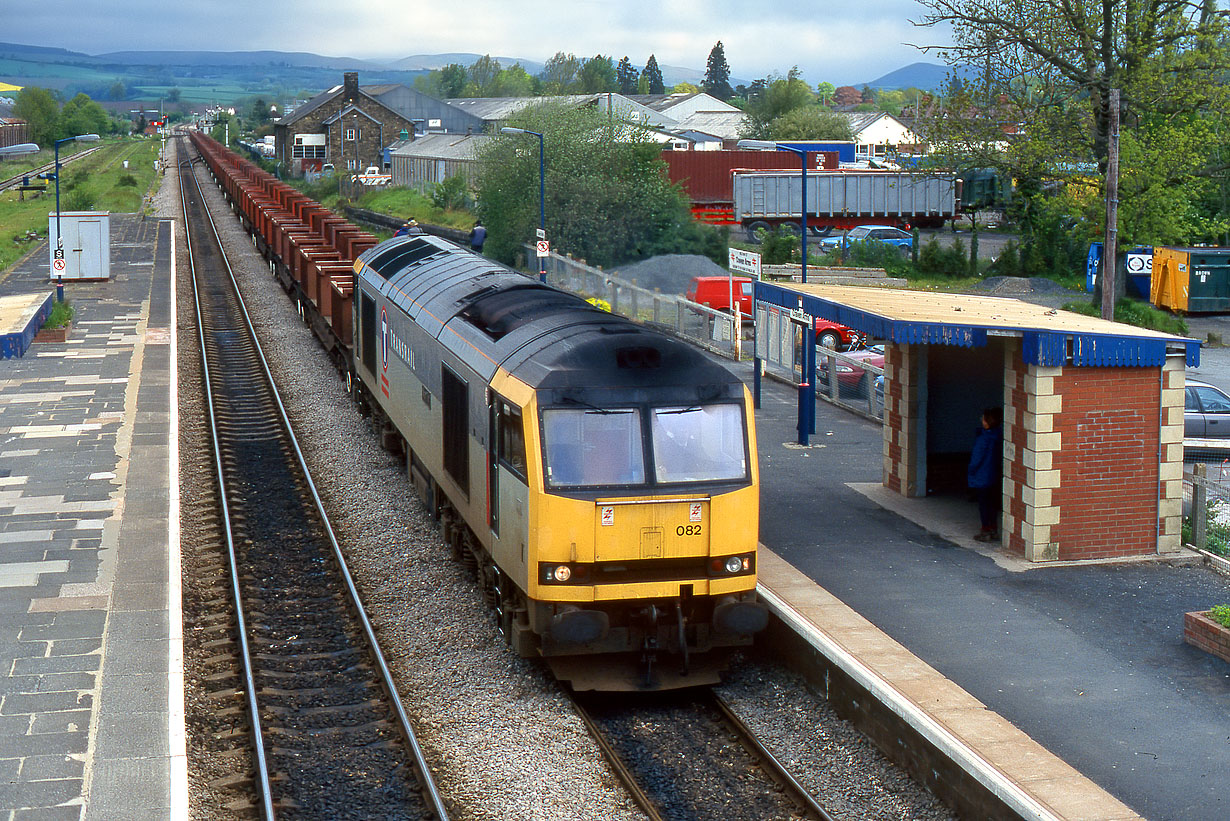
352 235 767 689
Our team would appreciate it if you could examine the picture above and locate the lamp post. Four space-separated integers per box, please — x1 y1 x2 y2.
500 127 546 283
738 139 816 444
52 134 100 297
0 143 40 158
736 139 811 283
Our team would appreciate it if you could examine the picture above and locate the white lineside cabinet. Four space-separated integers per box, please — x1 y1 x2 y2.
47 211 111 281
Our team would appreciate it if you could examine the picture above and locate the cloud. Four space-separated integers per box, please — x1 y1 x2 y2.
5 0 949 85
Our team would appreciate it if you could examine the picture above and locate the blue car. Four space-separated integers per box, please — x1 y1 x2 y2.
819 225 913 256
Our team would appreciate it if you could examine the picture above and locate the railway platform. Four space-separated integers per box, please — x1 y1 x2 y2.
0 215 184 820
746 359 1229 821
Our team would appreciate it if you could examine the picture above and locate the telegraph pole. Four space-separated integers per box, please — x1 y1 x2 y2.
1102 88 1120 321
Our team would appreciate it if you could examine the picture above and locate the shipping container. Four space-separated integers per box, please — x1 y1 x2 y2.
1152 246 1230 313
732 170 958 233
662 149 838 224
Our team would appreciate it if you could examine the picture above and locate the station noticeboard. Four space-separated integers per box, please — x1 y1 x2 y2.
728 247 761 278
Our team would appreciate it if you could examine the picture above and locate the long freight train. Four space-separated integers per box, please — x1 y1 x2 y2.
187 130 767 690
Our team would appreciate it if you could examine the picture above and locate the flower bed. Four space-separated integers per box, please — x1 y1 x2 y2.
1184 610 1230 663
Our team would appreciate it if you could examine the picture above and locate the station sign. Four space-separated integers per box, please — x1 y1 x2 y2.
728 247 761 277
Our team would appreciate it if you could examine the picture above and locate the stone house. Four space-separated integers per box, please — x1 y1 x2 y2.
274 73 427 176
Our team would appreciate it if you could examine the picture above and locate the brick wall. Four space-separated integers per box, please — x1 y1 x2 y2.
1048 368 1160 559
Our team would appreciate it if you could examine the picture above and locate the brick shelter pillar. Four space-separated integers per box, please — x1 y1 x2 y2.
882 342 926 497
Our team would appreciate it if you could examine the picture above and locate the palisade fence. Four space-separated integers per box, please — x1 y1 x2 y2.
1187 461 1230 557
531 247 742 360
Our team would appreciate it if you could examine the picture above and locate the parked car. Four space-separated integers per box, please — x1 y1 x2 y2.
817 344 885 397
1185 380 1230 437
815 319 858 349
818 225 913 255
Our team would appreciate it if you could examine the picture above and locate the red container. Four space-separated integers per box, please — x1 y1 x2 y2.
662 149 838 205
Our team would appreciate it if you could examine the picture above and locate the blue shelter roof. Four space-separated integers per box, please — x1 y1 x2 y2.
755 282 1200 368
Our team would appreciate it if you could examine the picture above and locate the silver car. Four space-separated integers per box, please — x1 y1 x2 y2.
1185 379 1230 438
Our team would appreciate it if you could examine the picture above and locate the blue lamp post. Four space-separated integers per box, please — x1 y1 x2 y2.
500 127 546 283
52 134 100 297
738 139 816 444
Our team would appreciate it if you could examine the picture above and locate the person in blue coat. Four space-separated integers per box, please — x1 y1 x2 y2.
468 221 487 254
968 406 1004 541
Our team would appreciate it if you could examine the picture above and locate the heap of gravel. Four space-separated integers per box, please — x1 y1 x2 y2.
611 253 728 296
166 147 956 821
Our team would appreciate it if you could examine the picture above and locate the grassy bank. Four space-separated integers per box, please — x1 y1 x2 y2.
0 137 162 275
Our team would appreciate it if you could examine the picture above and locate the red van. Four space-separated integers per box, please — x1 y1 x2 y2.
687 276 754 317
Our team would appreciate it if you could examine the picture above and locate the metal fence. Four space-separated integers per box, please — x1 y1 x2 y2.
756 302 885 419
535 249 742 359
1187 461 1230 557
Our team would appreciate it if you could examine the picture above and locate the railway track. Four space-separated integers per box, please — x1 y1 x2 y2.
0 145 103 193
573 688 833 821
176 136 449 820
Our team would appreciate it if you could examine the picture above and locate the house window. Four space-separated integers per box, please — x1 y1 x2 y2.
347 159 358 171
346 127 361 141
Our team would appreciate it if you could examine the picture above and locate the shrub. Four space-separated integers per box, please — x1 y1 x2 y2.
1060 297 1189 336
915 236 969 277
43 300 74 329
430 175 470 211
1210 605 1230 628
759 226 797 265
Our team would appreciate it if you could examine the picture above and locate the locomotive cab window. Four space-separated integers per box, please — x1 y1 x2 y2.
542 408 645 488
497 401 527 482
651 403 747 484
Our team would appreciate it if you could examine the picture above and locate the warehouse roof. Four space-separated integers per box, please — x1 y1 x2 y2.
389 132 489 160
756 282 1200 367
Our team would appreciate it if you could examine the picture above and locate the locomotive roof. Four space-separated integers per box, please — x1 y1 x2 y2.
357 236 739 392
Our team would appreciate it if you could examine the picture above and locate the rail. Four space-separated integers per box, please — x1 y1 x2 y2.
180 139 449 820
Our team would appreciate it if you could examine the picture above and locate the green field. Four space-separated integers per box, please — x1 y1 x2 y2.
0 137 163 277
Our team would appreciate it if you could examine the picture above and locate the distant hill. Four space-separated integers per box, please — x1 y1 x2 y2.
0 42 98 64
860 62 974 90
94 50 390 70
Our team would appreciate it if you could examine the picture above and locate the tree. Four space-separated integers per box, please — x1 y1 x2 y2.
577 55 616 93
703 41 734 100
833 85 862 106
13 87 60 146
475 103 724 269
767 107 855 141
642 55 665 95
616 57 639 95
58 93 109 140
166 88 181 103
540 52 581 94
815 82 835 106
108 80 126 101
739 68 814 139
490 63 536 97
670 82 700 94
916 0 1230 246
468 55 502 96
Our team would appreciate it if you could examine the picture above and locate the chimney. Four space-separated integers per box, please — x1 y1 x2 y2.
343 72 359 99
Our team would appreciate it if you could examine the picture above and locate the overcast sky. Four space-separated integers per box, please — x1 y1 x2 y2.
7 1 950 86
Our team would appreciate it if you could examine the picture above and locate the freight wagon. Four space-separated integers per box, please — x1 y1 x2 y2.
662 148 842 225
732 169 959 235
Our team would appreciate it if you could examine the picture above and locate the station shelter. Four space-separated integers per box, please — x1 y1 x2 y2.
753 282 1200 563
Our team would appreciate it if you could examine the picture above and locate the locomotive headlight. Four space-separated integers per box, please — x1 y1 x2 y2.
724 556 743 574
554 564 572 582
